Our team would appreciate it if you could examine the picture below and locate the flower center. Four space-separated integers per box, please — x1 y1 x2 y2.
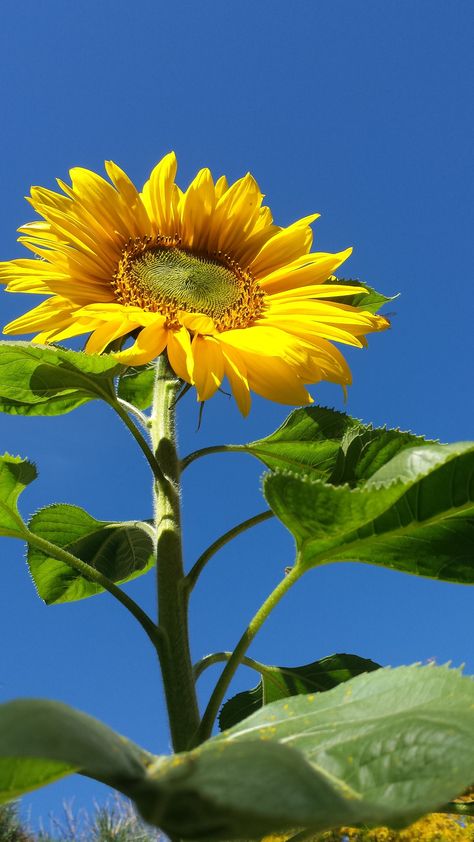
112 236 265 330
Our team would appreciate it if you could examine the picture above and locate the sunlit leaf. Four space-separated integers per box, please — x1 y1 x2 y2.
264 442 474 584
141 666 474 839
242 407 360 478
0 342 123 416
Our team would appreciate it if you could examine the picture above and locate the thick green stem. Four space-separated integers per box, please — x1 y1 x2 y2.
192 564 301 746
151 356 200 752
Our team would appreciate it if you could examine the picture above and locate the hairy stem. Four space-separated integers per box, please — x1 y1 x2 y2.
151 357 200 752
193 651 268 682
180 443 243 471
115 397 150 431
185 510 274 592
108 397 163 480
192 564 301 746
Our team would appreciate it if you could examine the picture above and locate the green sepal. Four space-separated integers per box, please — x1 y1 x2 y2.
219 653 380 731
27 504 154 603
0 454 36 537
118 366 155 410
264 441 474 584
0 342 124 416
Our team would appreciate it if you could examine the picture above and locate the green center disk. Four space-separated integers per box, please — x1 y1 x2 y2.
129 247 241 317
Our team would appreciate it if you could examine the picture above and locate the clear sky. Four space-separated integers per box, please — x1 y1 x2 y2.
0 0 473 827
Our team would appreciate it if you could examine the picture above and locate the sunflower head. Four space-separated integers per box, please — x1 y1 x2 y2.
0 153 388 415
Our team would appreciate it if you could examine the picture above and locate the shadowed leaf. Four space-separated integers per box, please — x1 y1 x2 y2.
118 366 155 409
219 653 380 730
27 504 154 603
241 406 430 482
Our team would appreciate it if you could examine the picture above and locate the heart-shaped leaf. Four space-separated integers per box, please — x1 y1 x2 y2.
27 504 154 603
219 653 380 730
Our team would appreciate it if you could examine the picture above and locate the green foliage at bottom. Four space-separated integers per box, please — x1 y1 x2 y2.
1 667 474 839
1 800 474 842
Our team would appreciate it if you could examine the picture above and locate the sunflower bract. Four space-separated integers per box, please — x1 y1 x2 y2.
0 153 388 415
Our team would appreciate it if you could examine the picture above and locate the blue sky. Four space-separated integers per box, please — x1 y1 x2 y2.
0 0 473 827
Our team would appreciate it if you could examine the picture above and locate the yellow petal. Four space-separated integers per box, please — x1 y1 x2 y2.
250 215 319 277
269 283 364 302
76 303 157 326
104 161 151 236
261 315 365 347
245 353 313 406
179 168 216 251
214 175 229 200
3 296 75 335
192 335 225 401
220 343 251 416
260 248 352 294
167 326 194 383
140 152 179 235
86 319 136 354
113 321 168 366
178 311 216 334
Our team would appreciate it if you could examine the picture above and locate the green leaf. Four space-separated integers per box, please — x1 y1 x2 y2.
0 698 149 803
141 665 474 839
27 505 154 603
241 406 429 483
3 670 474 839
0 342 123 416
242 407 360 478
219 653 380 731
118 366 155 410
331 425 434 485
0 454 36 537
330 277 396 314
264 441 474 584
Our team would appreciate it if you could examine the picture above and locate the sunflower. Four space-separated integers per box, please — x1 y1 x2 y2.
0 153 388 415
